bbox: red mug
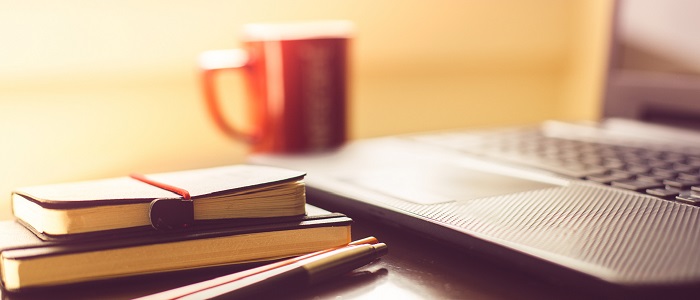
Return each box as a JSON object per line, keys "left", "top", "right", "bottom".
{"left": 199, "top": 20, "right": 353, "bottom": 154}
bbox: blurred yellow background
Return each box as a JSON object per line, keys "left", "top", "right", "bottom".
{"left": 0, "top": 0, "right": 612, "bottom": 220}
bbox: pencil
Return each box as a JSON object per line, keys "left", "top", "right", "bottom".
{"left": 136, "top": 236, "right": 379, "bottom": 300}
{"left": 180, "top": 242, "right": 388, "bottom": 299}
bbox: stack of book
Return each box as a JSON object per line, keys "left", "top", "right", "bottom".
{"left": 0, "top": 165, "right": 352, "bottom": 292}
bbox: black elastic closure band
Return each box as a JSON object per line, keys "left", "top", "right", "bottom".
{"left": 129, "top": 173, "right": 195, "bottom": 230}
{"left": 149, "top": 198, "right": 195, "bottom": 230}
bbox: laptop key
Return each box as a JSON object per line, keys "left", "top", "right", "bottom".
{"left": 625, "top": 164, "right": 651, "bottom": 174}
{"left": 663, "top": 152, "right": 687, "bottom": 163}
{"left": 636, "top": 174, "right": 672, "bottom": 182}
{"left": 663, "top": 178, "right": 700, "bottom": 189}
{"left": 691, "top": 186, "right": 700, "bottom": 197}
{"left": 514, "top": 159, "right": 607, "bottom": 178}
{"left": 672, "top": 163, "right": 699, "bottom": 173}
{"left": 651, "top": 168, "right": 678, "bottom": 178}
{"left": 646, "top": 187, "right": 682, "bottom": 200}
{"left": 647, "top": 159, "right": 671, "bottom": 169}
{"left": 611, "top": 179, "right": 664, "bottom": 192}
{"left": 586, "top": 172, "right": 631, "bottom": 184}
{"left": 602, "top": 160, "right": 625, "bottom": 169}
{"left": 677, "top": 173, "right": 700, "bottom": 181}
{"left": 676, "top": 190, "right": 700, "bottom": 206}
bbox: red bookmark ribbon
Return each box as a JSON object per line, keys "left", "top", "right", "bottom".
{"left": 129, "top": 173, "right": 191, "bottom": 200}
{"left": 130, "top": 173, "right": 194, "bottom": 230}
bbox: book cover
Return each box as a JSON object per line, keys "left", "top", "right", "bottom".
{"left": 11, "top": 164, "right": 307, "bottom": 237}
{"left": 0, "top": 204, "right": 352, "bottom": 291}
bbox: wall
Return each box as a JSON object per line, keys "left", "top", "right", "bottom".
{"left": 0, "top": 0, "right": 612, "bottom": 220}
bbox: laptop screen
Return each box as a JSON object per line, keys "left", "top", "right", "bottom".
{"left": 603, "top": 0, "right": 700, "bottom": 129}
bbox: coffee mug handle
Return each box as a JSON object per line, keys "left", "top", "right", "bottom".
{"left": 199, "top": 49, "right": 256, "bottom": 143}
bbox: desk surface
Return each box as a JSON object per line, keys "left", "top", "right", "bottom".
{"left": 284, "top": 213, "right": 590, "bottom": 300}
{"left": 1, "top": 210, "right": 603, "bottom": 300}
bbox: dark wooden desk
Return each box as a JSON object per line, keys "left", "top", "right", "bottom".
{"left": 288, "top": 213, "right": 590, "bottom": 300}
{"left": 301, "top": 210, "right": 608, "bottom": 300}
{"left": 1, "top": 212, "right": 601, "bottom": 300}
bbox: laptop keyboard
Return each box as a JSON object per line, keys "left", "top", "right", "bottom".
{"left": 414, "top": 128, "right": 700, "bottom": 206}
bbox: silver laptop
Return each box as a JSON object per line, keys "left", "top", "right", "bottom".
{"left": 252, "top": 0, "right": 700, "bottom": 291}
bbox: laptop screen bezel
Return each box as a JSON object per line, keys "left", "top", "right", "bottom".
{"left": 602, "top": 0, "right": 700, "bottom": 130}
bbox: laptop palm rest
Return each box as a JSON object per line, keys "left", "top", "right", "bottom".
{"left": 339, "top": 162, "right": 558, "bottom": 205}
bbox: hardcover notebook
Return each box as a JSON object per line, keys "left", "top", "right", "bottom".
{"left": 252, "top": 0, "right": 700, "bottom": 294}
{"left": 11, "top": 165, "right": 306, "bottom": 238}
{"left": 0, "top": 204, "right": 352, "bottom": 291}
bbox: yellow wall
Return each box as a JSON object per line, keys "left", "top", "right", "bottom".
{"left": 0, "top": 0, "right": 613, "bottom": 220}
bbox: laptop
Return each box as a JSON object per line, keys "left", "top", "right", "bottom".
{"left": 252, "top": 0, "right": 700, "bottom": 293}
